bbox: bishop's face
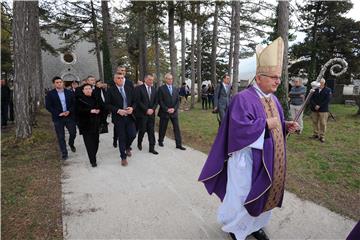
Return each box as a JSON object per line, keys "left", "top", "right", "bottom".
{"left": 256, "top": 74, "right": 281, "bottom": 94}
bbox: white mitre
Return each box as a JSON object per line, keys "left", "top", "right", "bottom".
{"left": 256, "top": 37, "right": 285, "bottom": 78}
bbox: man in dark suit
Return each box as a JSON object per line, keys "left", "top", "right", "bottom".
{"left": 106, "top": 73, "right": 137, "bottom": 166}
{"left": 157, "top": 73, "right": 186, "bottom": 150}
{"left": 45, "top": 76, "right": 77, "bottom": 160}
{"left": 310, "top": 78, "right": 332, "bottom": 143}
{"left": 214, "top": 74, "right": 232, "bottom": 123}
{"left": 136, "top": 74, "right": 158, "bottom": 155}
{"left": 112, "top": 66, "right": 134, "bottom": 148}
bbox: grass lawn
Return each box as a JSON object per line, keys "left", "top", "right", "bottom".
{"left": 1, "top": 110, "right": 63, "bottom": 239}
{"left": 175, "top": 103, "right": 360, "bottom": 220}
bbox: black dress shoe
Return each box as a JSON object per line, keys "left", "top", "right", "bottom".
{"left": 229, "top": 232, "right": 237, "bottom": 240}
{"left": 113, "top": 141, "right": 117, "bottom": 148}
{"left": 137, "top": 143, "right": 142, "bottom": 151}
{"left": 176, "top": 146, "right": 186, "bottom": 150}
{"left": 69, "top": 145, "right": 76, "bottom": 152}
{"left": 158, "top": 142, "right": 164, "bottom": 147}
{"left": 251, "top": 229, "right": 269, "bottom": 240}
{"left": 62, "top": 155, "right": 68, "bottom": 160}
{"left": 91, "top": 163, "right": 97, "bottom": 167}
{"left": 149, "top": 149, "right": 159, "bottom": 155}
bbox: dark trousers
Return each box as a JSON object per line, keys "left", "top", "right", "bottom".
{"left": 82, "top": 132, "right": 99, "bottom": 165}
{"left": 137, "top": 116, "right": 156, "bottom": 150}
{"left": 208, "top": 95, "right": 214, "bottom": 109}
{"left": 53, "top": 117, "right": 77, "bottom": 158}
{"left": 115, "top": 116, "right": 136, "bottom": 160}
{"left": 113, "top": 123, "right": 118, "bottom": 143}
{"left": 201, "top": 97, "right": 208, "bottom": 110}
{"left": 1, "top": 103, "right": 9, "bottom": 126}
{"left": 158, "top": 117, "right": 182, "bottom": 147}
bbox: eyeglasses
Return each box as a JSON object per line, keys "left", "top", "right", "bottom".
{"left": 260, "top": 74, "right": 280, "bottom": 81}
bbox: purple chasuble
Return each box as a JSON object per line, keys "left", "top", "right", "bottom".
{"left": 198, "top": 86, "right": 286, "bottom": 217}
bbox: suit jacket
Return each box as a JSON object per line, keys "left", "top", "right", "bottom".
{"left": 310, "top": 87, "right": 332, "bottom": 112}
{"left": 157, "top": 84, "right": 179, "bottom": 118}
{"left": 214, "top": 82, "right": 231, "bottom": 110}
{"left": 105, "top": 84, "right": 136, "bottom": 123}
{"left": 45, "top": 88, "right": 75, "bottom": 122}
{"left": 136, "top": 84, "right": 158, "bottom": 118}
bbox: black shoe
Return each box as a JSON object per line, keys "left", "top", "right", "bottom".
{"left": 176, "top": 145, "right": 186, "bottom": 150}
{"left": 62, "top": 155, "right": 68, "bottom": 160}
{"left": 137, "top": 143, "right": 142, "bottom": 151}
{"left": 229, "top": 232, "right": 237, "bottom": 240}
{"left": 158, "top": 142, "right": 164, "bottom": 147}
{"left": 149, "top": 149, "right": 159, "bottom": 155}
{"left": 69, "top": 145, "right": 76, "bottom": 152}
{"left": 91, "top": 163, "right": 97, "bottom": 167}
{"left": 113, "top": 141, "right": 117, "bottom": 148}
{"left": 251, "top": 229, "right": 269, "bottom": 240}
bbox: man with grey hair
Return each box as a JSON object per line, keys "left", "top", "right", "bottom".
{"left": 309, "top": 78, "right": 332, "bottom": 142}
{"left": 289, "top": 78, "right": 306, "bottom": 133}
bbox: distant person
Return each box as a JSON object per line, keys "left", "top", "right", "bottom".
{"left": 310, "top": 78, "right": 332, "bottom": 143}
{"left": 96, "top": 80, "right": 109, "bottom": 134}
{"left": 201, "top": 84, "right": 209, "bottom": 110}
{"left": 106, "top": 73, "right": 136, "bottom": 166}
{"left": 214, "top": 74, "right": 232, "bottom": 123}
{"left": 71, "top": 81, "right": 79, "bottom": 93}
{"left": 75, "top": 84, "right": 104, "bottom": 167}
{"left": 45, "top": 76, "right": 77, "bottom": 160}
{"left": 1, "top": 79, "right": 11, "bottom": 127}
{"left": 157, "top": 73, "right": 186, "bottom": 150}
{"left": 136, "top": 74, "right": 159, "bottom": 155}
{"left": 207, "top": 83, "right": 215, "bottom": 109}
{"left": 289, "top": 78, "right": 306, "bottom": 133}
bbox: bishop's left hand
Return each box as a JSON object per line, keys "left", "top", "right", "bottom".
{"left": 286, "top": 121, "right": 300, "bottom": 134}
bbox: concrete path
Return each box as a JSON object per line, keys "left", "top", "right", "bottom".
{"left": 62, "top": 124, "right": 356, "bottom": 239}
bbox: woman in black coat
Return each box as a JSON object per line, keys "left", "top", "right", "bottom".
{"left": 76, "top": 84, "right": 103, "bottom": 167}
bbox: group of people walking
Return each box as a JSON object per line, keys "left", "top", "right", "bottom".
{"left": 45, "top": 66, "right": 186, "bottom": 168}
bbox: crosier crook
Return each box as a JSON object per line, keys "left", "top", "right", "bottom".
{"left": 288, "top": 58, "right": 348, "bottom": 137}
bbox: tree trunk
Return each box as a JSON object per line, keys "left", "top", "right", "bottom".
{"left": 232, "top": 1, "right": 240, "bottom": 96}
{"left": 180, "top": 2, "right": 186, "bottom": 86}
{"left": 190, "top": 4, "right": 196, "bottom": 109}
{"left": 138, "top": 2, "right": 147, "bottom": 81}
{"left": 13, "top": 0, "right": 32, "bottom": 138}
{"left": 196, "top": 2, "right": 202, "bottom": 103}
{"left": 101, "top": 0, "right": 116, "bottom": 71}
{"left": 228, "top": 3, "right": 235, "bottom": 77}
{"left": 28, "top": 0, "right": 41, "bottom": 126}
{"left": 101, "top": 0, "right": 116, "bottom": 83}
{"left": 309, "top": 2, "right": 321, "bottom": 83}
{"left": 277, "top": 0, "right": 290, "bottom": 117}
{"left": 168, "top": 1, "right": 177, "bottom": 86}
{"left": 154, "top": 26, "right": 161, "bottom": 87}
{"left": 210, "top": 2, "right": 219, "bottom": 85}
{"left": 90, "top": 0, "right": 103, "bottom": 81}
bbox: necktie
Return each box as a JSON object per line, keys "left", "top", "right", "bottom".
{"left": 120, "top": 87, "right": 127, "bottom": 109}
{"left": 169, "top": 86, "right": 172, "bottom": 95}
{"left": 147, "top": 86, "right": 151, "bottom": 99}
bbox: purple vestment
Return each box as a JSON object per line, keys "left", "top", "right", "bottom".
{"left": 198, "top": 86, "right": 286, "bottom": 217}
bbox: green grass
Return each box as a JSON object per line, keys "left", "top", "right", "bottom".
{"left": 1, "top": 109, "right": 63, "bottom": 239}
{"left": 177, "top": 103, "right": 360, "bottom": 220}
